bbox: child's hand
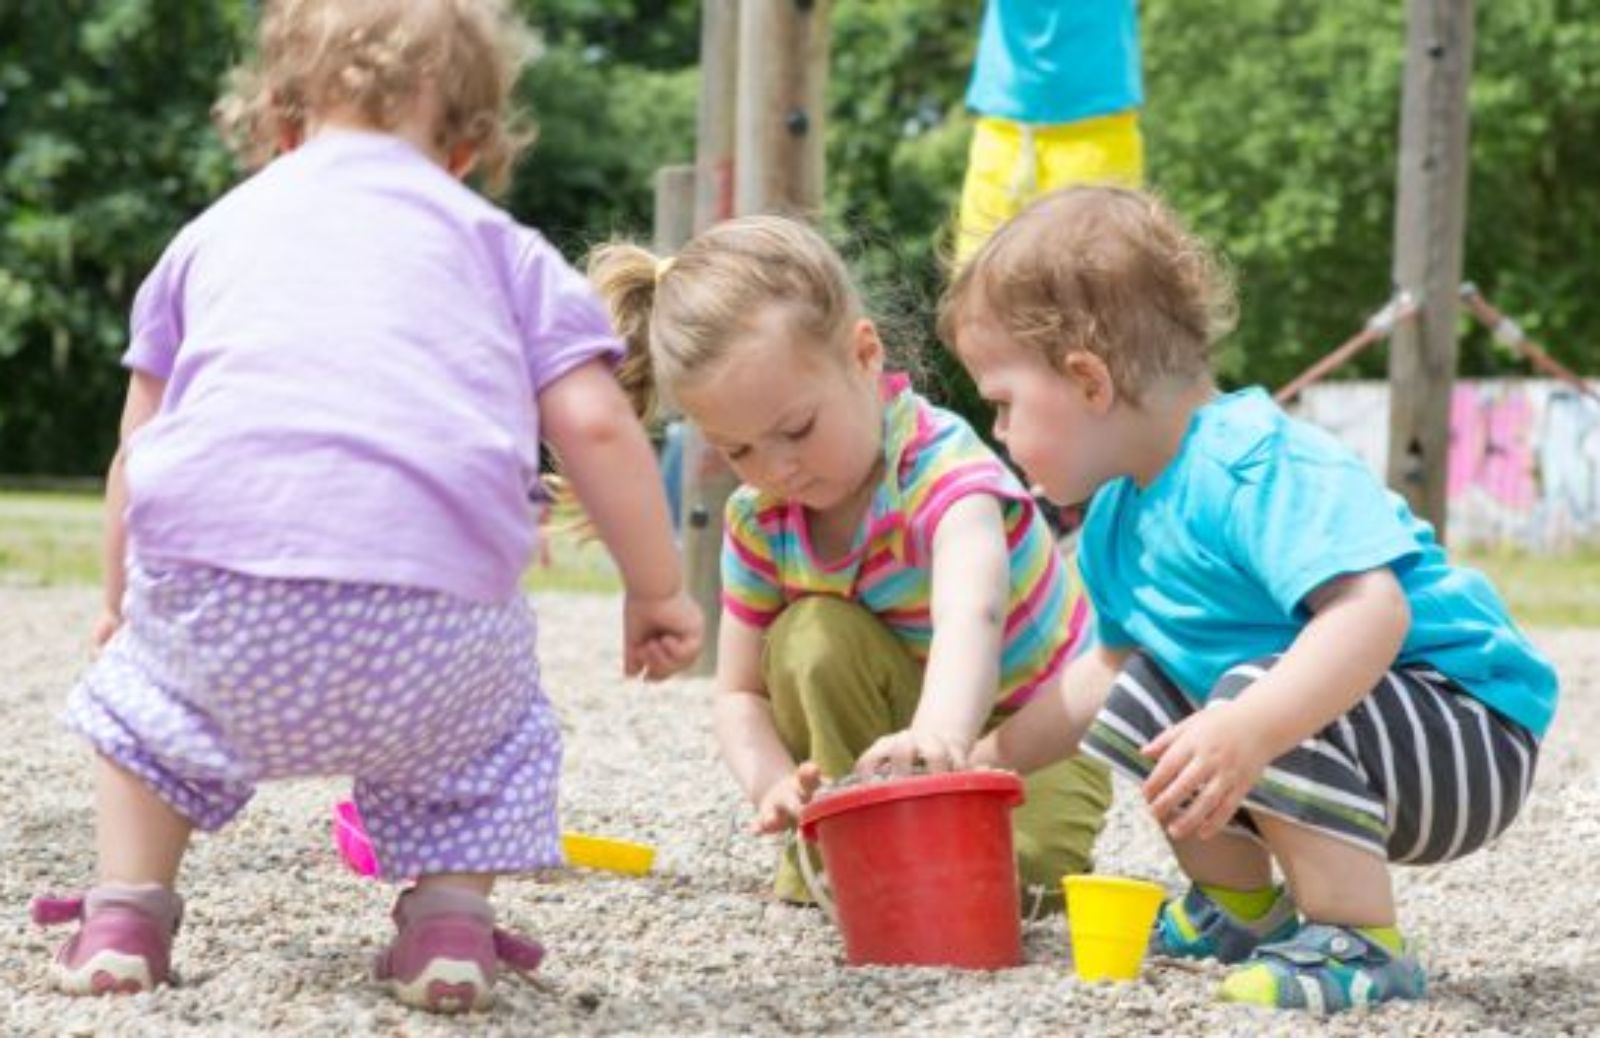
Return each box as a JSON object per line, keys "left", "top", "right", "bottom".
{"left": 967, "top": 731, "right": 1007, "bottom": 771}
{"left": 854, "top": 726, "right": 971, "bottom": 777}
{"left": 1141, "top": 700, "right": 1268, "bottom": 841}
{"left": 752, "top": 762, "right": 823, "bottom": 834}
{"left": 91, "top": 610, "right": 122, "bottom": 653}
{"left": 623, "top": 590, "right": 704, "bottom": 680}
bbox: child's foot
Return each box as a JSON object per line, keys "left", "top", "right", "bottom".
{"left": 32, "top": 885, "right": 183, "bottom": 995}
{"left": 1151, "top": 884, "right": 1298, "bottom": 963}
{"left": 1219, "top": 922, "right": 1426, "bottom": 1013}
{"left": 374, "top": 886, "right": 545, "bottom": 1013}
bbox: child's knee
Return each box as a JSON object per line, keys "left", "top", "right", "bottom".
{"left": 764, "top": 597, "right": 909, "bottom": 707}
{"left": 767, "top": 596, "right": 863, "bottom": 660}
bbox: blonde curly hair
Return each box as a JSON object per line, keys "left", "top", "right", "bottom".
{"left": 214, "top": 0, "right": 537, "bottom": 193}
{"left": 940, "top": 186, "right": 1237, "bottom": 404}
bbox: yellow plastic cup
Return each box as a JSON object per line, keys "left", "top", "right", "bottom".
{"left": 1062, "top": 875, "right": 1165, "bottom": 982}
{"left": 561, "top": 832, "right": 656, "bottom": 875}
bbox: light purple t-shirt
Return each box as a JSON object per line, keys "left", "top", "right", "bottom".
{"left": 122, "top": 130, "right": 623, "bottom": 603}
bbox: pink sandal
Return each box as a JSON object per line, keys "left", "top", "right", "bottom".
{"left": 374, "top": 886, "right": 545, "bottom": 1013}
{"left": 33, "top": 886, "right": 183, "bottom": 995}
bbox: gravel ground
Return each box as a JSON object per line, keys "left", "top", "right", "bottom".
{"left": 2, "top": 587, "right": 1596, "bottom": 1036}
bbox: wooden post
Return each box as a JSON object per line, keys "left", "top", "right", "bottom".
{"left": 1386, "top": 0, "right": 1474, "bottom": 540}
{"left": 676, "top": 0, "right": 831, "bottom": 674}
{"left": 735, "top": 0, "right": 831, "bottom": 216}
{"left": 677, "top": 0, "right": 750, "bottom": 675}
{"left": 651, "top": 166, "right": 721, "bottom": 670}
{"left": 694, "top": 0, "right": 739, "bottom": 233}
{"left": 678, "top": 432, "right": 743, "bottom": 676}
{"left": 653, "top": 165, "right": 696, "bottom": 256}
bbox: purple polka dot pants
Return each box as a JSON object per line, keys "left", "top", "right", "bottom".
{"left": 66, "top": 561, "right": 563, "bottom": 879}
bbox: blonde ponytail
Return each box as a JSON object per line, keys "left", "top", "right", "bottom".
{"left": 586, "top": 241, "right": 665, "bottom": 424}
{"left": 536, "top": 241, "right": 671, "bottom": 541}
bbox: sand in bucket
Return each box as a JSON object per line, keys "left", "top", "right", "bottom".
{"left": 1062, "top": 875, "right": 1165, "bottom": 981}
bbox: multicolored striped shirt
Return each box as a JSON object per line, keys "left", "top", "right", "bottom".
{"left": 720, "top": 375, "right": 1091, "bottom": 707}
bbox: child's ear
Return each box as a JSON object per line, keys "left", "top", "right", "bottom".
{"left": 446, "top": 142, "right": 479, "bottom": 180}
{"left": 851, "top": 318, "right": 885, "bottom": 377}
{"left": 276, "top": 121, "right": 304, "bottom": 155}
{"left": 1063, "top": 350, "right": 1117, "bottom": 415}
{"left": 270, "top": 93, "right": 305, "bottom": 155}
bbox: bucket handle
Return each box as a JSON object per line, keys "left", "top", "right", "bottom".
{"left": 789, "top": 830, "right": 839, "bottom": 927}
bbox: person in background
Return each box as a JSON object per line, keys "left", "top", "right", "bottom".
{"left": 954, "top": 0, "right": 1146, "bottom": 263}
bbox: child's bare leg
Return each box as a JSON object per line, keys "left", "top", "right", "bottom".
{"left": 1168, "top": 829, "right": 1273, "bottom": 891}
{"left": 1253, "top": 814, "right": 1395, "bottom": 927}
{"left": 38, "top": 755, "right": 190, "bottom": 995}
{"left": 95, "top": 754, "right": 191, "bottom": 887}
{"left": 412, "top": 873, "right": 494, "bottom": 897}
{"left": 1152, "top": 827, "right": 1294, "bottom": 964}
{"left": 1216, "top": 814, "right": 1420, "bottom": 1011}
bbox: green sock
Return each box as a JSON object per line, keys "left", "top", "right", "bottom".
{"left": 1198, "top": 883, "right": 1278, "bottom": 922}
{"left": 1355, "top": 924, "right": 1404, "bottom": 955}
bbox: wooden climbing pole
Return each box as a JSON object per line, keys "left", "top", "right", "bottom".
{"left": 678, "top": 0, "right": 832, "bottom": 674}
{"left": 734, "top": 0, "right": 831, "bottom": 218}
{"left": 1386, "top": 0, "right": 1474, "bottom": 540}
{"left": 678, "top": 0, "right": 742, "bottom": 677}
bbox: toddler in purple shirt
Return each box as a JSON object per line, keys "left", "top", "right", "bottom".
{"left": 31, "top": 0, "right": 702, "bottom": 1014}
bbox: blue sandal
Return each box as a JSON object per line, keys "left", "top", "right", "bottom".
{"left": 1151, "top": 884, "right": 1299, "bottom": 964}
{"left": 1219, "top": 923, "right": 1426, "bottom": 1013}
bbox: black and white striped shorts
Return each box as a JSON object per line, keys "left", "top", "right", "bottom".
{"left": 1082, "top": 653, "right": 1540, "bottom": 864}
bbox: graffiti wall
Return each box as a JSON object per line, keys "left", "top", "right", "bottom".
{"left": 1292, "top": 380, "right": 1600, "bottom": 551}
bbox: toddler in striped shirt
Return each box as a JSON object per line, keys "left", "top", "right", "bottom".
{"left": 589, "top": 215, "right": 1111, "bottom": 910}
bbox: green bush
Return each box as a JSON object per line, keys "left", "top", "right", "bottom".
{"left": 4, "top": 0, "right": 1598, "bottom": 473}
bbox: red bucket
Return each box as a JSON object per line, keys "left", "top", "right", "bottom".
{"left": 798, "top": 771, "right": 1025, "bottom": 970}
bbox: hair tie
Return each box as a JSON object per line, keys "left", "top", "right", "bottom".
{"left": 655, "top": 256, "right": 675, "bottom": 284}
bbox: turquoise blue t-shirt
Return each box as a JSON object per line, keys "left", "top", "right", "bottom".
{"left": 965, "top": 0, "right": 1144, "bottom": 124}
{"left": 1077, "top": 388, "right": 1558, "bottom": 738}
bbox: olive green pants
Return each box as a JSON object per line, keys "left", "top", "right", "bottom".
{"left": 766, "top": 596, "right": 1112, "bottom": 912}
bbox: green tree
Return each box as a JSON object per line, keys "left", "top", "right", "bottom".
{"left": 0, "top": 0, "right": 698, "bottom": 475}
{"left": 825, "top": 0, "right": 979, "bottom": 409}
{"left": 511, "top": 42, "right": 697, "bottom": 257}
{"left": 825, "top": 0, "right": 1600, "bottom": 412}
{"left": 0, "top": 0, "right": 246, "bottom": 474}
{"left": 4, "top": 0, "right": 1599, "bottom": 475}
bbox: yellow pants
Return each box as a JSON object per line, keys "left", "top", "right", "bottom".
{"left": 764, "top": 596, "right": 1112, "bottom": 913}
{"left": 955, "top": 110, "right": 1146, "bottom": 263}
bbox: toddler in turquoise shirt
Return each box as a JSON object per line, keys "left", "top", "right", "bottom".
{"left": 942, "top": 185, "right": 1557, "bottom": 1014}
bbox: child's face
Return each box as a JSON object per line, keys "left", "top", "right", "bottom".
{"left": 675, "top": 316, "right": 884, "bottom": 514}
{"left": 955, "top": 306, "right": 1114, "bottom": 507}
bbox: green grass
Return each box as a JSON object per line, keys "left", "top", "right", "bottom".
{"left": 4, "top": 491, "right": 1596, "bottom": 624}
{"left": 1456, "top": 549, "right": 1600, "bottom": 629}
{"left": 0, "top": 489, "right": 621, "bottom": 594}
{"left": 0, "top": 491, "right": 105, "bottom": 587}
{"left": 524, "top": 525, "right": 623, "bottom": 594}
